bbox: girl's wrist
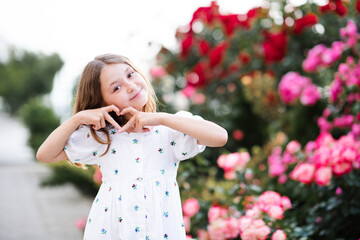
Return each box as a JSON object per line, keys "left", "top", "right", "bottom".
{"left": 157, "top": 112, "right": 171, "bottom": 126}
{"left": 71, "top": 112, "right": 83, "bottom": 128}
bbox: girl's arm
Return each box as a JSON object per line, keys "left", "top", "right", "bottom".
{"left": 158, "top": 112, "right": 228, "bottom": 147}
{"left": 36, "top": 105, "right": 121, "bottom": 163}
{"left": 119, "top": 108, "right": 228, "bottom": 147}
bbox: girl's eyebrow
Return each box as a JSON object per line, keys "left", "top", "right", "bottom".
{"left": 108, "top": 66, "right": 132, "bottom": 89}
{"left": 109, "top": 80, "right": 120, "bottom": 90}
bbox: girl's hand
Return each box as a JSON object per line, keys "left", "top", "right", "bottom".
{"left": 75, "top": 105, "right": 122, "bottom": 131}
{"left": 119, "top": 107, "right": 161, "bottom": 133}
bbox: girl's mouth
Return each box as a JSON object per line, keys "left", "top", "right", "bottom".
{"left": 130, "top": 88, "right": 142, "bottom": 100}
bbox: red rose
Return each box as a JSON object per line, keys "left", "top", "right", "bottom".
{"left": 247, "top": 8, "right": 258, "bottom": 18}
{"left": 190, "top": 1, "right": 219, "bottom": 27}
{"left": 319, "top": 0, "right": 347, "bottom": 16}
{"left": 198, "top": 40, "right": 210, "bottom": 55}
{"left": 293, "top": 13, "right": 318, "bottom": 34}
{"left": 263, "top": 31, "right": 288, "bottom": 63}
{"left": 335, "top": 0, "right": 347, "bottom": 16}
{"left": 187, "top": 62, "right": 207, "bottom": 87}
{"left": 238, "top": 52, "right": 251, "bottom": 65}
{"left": 357, "top": 0, "right": 360, "bottom": 13}
{"left": 209, "top": 42, "right": 228, "bottom": 67}
{"left": 180, "top": 35, "right": 194, "bottom": 58}
{"left": 219, "top": 14, "right": 240, "bottom": 35}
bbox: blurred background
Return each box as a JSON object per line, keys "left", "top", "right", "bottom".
{"left": 1, "top": 0, "right": 360, "bottom": 239}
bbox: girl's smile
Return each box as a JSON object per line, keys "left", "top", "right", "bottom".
{"left": 130, "top": 88, "right": 142, "bottom": 100}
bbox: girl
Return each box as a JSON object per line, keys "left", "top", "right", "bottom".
{"left": 37, "top": 54, "right": 227, "bottom": 240}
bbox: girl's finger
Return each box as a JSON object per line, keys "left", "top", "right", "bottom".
{"left": 118, "top": 117, "right": 135, "bottom": 133}
{"left": 100, "top": 116, "right": 106, "bottom": 129}
{"left": 93, "top": 121, "right": 101, "bottom": 130}
{"left": 120, "top": 107, "right": 137, "bottom": 116}
{"left": 104, "top": 113, "right": 122, "bottom": 131}
{"left": 105, "top": 105, "right": 120, "bottom": 116}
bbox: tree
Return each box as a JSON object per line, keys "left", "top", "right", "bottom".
{"left": 0, "top": 48, "right": 63, "bottom": 114}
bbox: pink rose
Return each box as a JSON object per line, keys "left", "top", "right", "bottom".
{"left": 305, "top": 141, "right": 317, "bottom": 155}
{"left": 280, "top": 196, "right": 292, "bottom": 210}
{"left": 285, "top": 140, "right": 301, "bottom": 154}
{"left": 332, "top": 161, "right": 352, "bottom": 176}
{"left": 223, "top": 217, "right": 240, "bottom": 239}
{"left": 313, "top": 146, "right": 332, "bottom": 168}
{"left": 183, "top": 198, "right": 200, "bottom": 218}
{"left": 315, "top": 132, "right": 335, "bottom": 147}
{"left": 290, "top": 163, "right": 315, "bottom": 184}
{"left": 245, "top": 206, "right": 261, "bottom": 219}
{"left": 208, "top": 205, "right": 228, "bottom": 224}
{"left": 272, "top": 229, "right": 287, "bottom": 240}
{"left": 217, "top": 152, "right": 250, "bottom": 173}
{"left": 282, "top": 152, "right": 298, "bottom": 164}
{"left": 300, "top": 84, "right": 321, "bottom": 106}
{"left": 351, "top": 123, "right": 360, "bottom": 137}
{"left": 314, "top": 167, "right": 332, "bottom": 186}
{"left": 149, "top": 65, "right": 166, "bottom": 78}
{"left": 336, "top": 187, "right": 342, "bottom": 195}
{"left": 278, "top": 174, "right": 288, "bottom": 184}
{"left": 241, "top": 229, "right": 257, "bottom": 240}
{"left": 224, "top": 170, "right": 236, "bottom": 180}
{"left": 217, "top": 153, "right": 237, "bottom": 172}
{"left": 183, "top": 216, "right": 191, "bottom": 233}
{"left": 269, "top": 161, "right": 286, "bottom": 177}
{"left": 191, "top": 93, "right": 206, "bottom": 105}
{"left": 317, "top": 117, "right": 333, "bottom": 133}
{"left": 255, "top": 225, "right": 271, "bottom": 240}
{"left": 197, "top": 229, "right": 209, "bottom": 240}
{"left": 321, "top": 42, "right": 343, "bottom": 66}
{"left": 233, "top": 129, "right": 244, "bottom": 140}
{"left": 329, "top": 77, "right": 343, "bottom": 102}
{"left": 303, "top": 44, "right": 326, "bottom": 72}
{"left": 303, "top": 56, "right": 321, "bottom": 72}
{"left": 256, "top": 191, "right": 282, "bottom": 212}
{"left": 268, "top": 205, "right": 284, "bottom": 220}
{"left": 75, "top": 218, "right": 86, "bottom": 230}
{"left": 182, "top": 85, "right": 196, "bottom": 98}
{"left": 207, "top": 219, "right": 226, "bottom": 240}
{"left": 278, "top": 72, "right": 310, "bottom": 104}
{"left": 238, "top": 216, "right": 253, "bottom": 232}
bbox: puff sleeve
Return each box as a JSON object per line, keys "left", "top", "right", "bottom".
{"left": 64, "top": 125, "right": 108, "bottom": 165}
{"left": 168, "top": 111, "right": 206, "bottom": 161}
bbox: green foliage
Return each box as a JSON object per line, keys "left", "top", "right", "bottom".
{"left": 41, "top": 161, "right": 99, "bottom": 197}
{"left": 0, "top": 48, "right": 63, "bottom": 114}
{"left": 20, "top": 98, "right": 60, "bottom": 155}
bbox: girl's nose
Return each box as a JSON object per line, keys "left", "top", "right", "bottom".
{"left": 126, "top": 82, "right": 136, "bottom": 93}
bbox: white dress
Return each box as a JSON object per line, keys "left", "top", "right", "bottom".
{"left": 64, "top": 111, "right": 205, "bottom": 240}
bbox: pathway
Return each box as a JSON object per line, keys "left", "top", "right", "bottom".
{"left": 0, "top": 112, "right": 92, "bottom": 240}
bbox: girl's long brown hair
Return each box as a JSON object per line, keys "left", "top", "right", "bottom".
{"left": 71, "top": 54, "right": 157, "bottom": 166}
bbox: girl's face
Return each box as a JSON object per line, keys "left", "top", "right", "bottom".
{"left": 100, "top": 63, "right": 148, "bottom": 113}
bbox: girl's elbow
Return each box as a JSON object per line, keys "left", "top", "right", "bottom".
{"left": 215, "top": 129, "right": 228, "bottom": 147}
{"left": 36, "top": 148, "right": 50, "bottom": 163}
{"left": 36, "top": 150, "right": 46, "bottom": 163}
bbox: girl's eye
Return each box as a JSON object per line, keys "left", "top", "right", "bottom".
{"left": 128, "top": 72, "right": 134, "bottom": 78}
{"left": 113, "top": 86, "right": 120, "bottom": 92}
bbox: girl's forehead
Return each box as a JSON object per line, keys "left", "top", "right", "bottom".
{"left": 101, "top": 63, "right": 132, "bottom": 81}
{"left": 103, "top": 63, "right": 131, "bottom": 73}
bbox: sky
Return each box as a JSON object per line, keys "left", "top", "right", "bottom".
{"left": 0, "top": 0, "right": 306, "bottom": 118}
